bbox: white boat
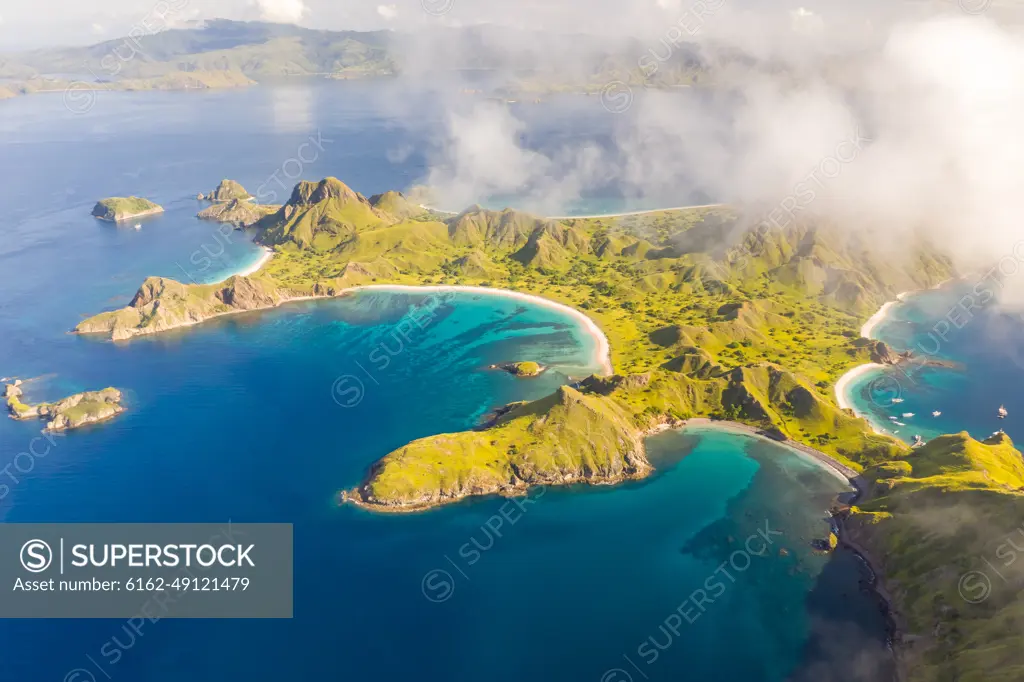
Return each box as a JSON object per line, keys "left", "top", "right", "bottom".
{"left": 902, "top": 412, "right": 915, "bottom": 418}
{"left": 892, "top": 398, "right": 904, "bottom": 403}
{"left": 999, "top": 405, "right": 1008, "bottom": 419}
{"left": 932, "top": 411, "right": 941, "bottom": 417}
{"left": 888, "top": 416, "right": 898, "bottom": 421}
{"left": 134, "top": 223, "right": 142, "bottom": 230}
{"left": 894, "top": 421, "right": 906, "bottom": 427}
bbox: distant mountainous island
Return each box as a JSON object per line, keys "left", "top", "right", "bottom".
{"left": 0, "top": 19, "right": 707, "bottom": 103}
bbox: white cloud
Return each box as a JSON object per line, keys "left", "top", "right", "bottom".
{"left": 254, "top": 0, "right": 307, "bottom": 23}
{"left": 377, "top": 4, "right": 397, "bottom": 20}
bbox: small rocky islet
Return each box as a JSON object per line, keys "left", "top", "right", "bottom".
{"left": 197, "top": 180, "right": 278, "bottom": 228}
{"left": 491, "top": 361, "right": 545, "bottom": 377}
{"left": 5, "top": 381, "right": 125, "bottom": 431}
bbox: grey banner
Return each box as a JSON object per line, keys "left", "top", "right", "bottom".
{"left": 1, "top": 523, "right": 292, "bottom": 618}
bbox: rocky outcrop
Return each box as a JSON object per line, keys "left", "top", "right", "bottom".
{"left": 6, "top": 385, "right": 124, "bottom": 431}
{"left": 198, "top": 179, "right": 252, "bottom": 202}
{"left": 197, "top": 199, "right": 277, "bottom": 227}
{"left": 868, "top": 340, "right": 912, "bottom": 365}
{"left": 76, "top": 275, "right": 298, "bottom": 341}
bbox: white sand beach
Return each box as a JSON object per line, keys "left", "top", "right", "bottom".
{"left": 860, "top": 301, "right": 895, "bottom": 338}
{"left": 835, "top": 291, "right": 910, "bottom": 430}
{"left": 834, "top": 362, "right": 885, "bottom": 411}
{"left": 233, "top": 246, "right": 274, "bottom": 278}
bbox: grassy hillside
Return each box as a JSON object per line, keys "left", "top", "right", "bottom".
{"left": 847, "top": 432, "right": 1024, "bottom": 682}
{"left": 76, "top": 174, "right": 1024, "bottom": 679}
{"left": 4, "top": 20, "right": 395, "bottom": 81}
{"left": 80, "top": 175, "right": 952, "bottom": 473}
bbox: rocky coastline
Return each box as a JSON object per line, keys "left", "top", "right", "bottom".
{"left": 5, "top": 382, "right": 125, "bottom": 431}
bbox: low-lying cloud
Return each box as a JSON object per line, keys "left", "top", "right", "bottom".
{"left": 416, "top": 9, "right": 1024, "bottom": 300}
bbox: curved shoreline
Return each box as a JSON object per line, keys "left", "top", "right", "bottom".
{"left": 351, "top": 284, "right": 613, "bottom": 376}
{"left": 834, "top": 362, "right": 884, "bottom": 412}
{"left": 82, "top": 271, "right": 614, "bottom": 376}
{"left": 834, "top": 291, "right": 910, "bottom": 415}
{"left": 680, "top": 418, "right": 859, "bottom": 487}
{"left": 211, "top": 246, "right": 274, "bottom": 284}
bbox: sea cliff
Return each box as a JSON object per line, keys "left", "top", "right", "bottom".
{"left": 75, "top": 274, "right": 301, "bottom": 341}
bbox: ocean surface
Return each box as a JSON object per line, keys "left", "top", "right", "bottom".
{"left": 0, "top": 80, "right": 889, "bottom": 682}
{"left": 844, "top": 280, "right": 1023, "bottom": 445}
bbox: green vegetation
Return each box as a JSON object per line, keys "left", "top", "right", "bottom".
{"left": 80, "top": 174, "right": 953, "bottom": 481}
{"left": 76, "top": 173, "right": 1024, "bottom": 678}
{"left": 846, "top": 432, "right": 1024, "bottom": 682}
{"left": 5, "top": 383, "right": 124, "bottom": 431}
{"left": 91, "top": 197, "right": 163, "bottom": 222}
{"left": 352, "top": 385, "right": 649, "bottom": 510}
{"left": 76, "top": 275, "right": 288, "bottom": 340}
{"left": 3, "top": 20, "right": 395, "bottom": 83}
{"left": 507, "top": 361, "right": 543, "bottom": 377}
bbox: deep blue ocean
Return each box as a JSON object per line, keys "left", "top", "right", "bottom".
{"left": 845, "top": 280, "right": 1023, "bottom": 445}
{"left": 0, "top": 80, "right": 891, "bottom": 682}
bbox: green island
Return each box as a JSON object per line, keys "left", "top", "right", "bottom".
{"left": 74, "top": 176, "right": 1024, "bottom": 680}
{"left": 5, "top": 382, "right": 124, "bottom": 431}
{"left": 91, "top": 197, "right": 164, "bottom": 222}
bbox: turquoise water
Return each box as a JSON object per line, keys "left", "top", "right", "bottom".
{"left": 845, "top": 281, "right": 1021, "bottom": 444}
{"left": 0, "top": 81, "right": 887, "bottom": 682}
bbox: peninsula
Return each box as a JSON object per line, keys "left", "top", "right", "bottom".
{"left": 5, "top": 382, "right": 125, "bottom": 431}
{"left": 92, "top": 197, "right": 163, "bottom": 222}
{"left": 75, "top": 175, "right": 1024, "bottom": 680}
